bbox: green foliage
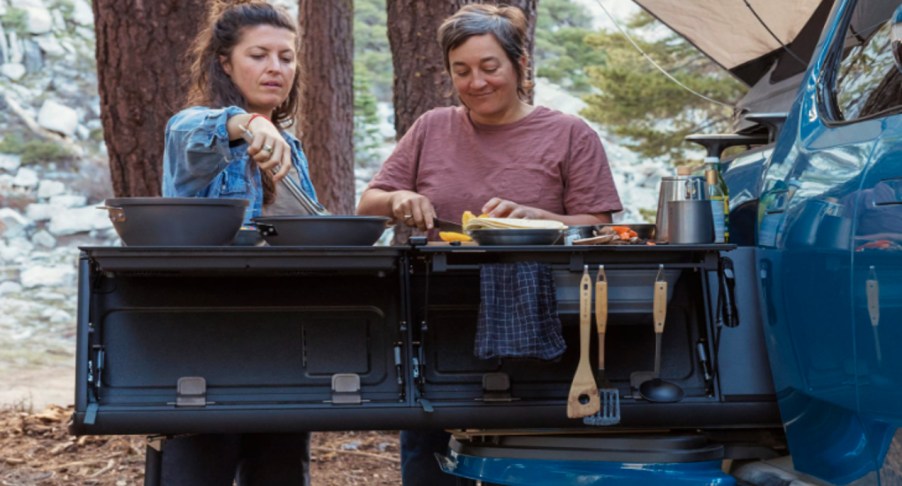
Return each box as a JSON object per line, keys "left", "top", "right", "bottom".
{"left": 21, "top": 139, "right": 76, "bottom": 165}
{"left": 0, "top": 134, "right": 26, "bottom": 154}
{"left": 1, "top": 7, "right": 28, "bottom": 34}
{"left": 354, "top": 61, "right": 383, "bottom": 166}
{"left": 580, "top": 12, "right": 747, "bottom": 160}
{"left": 51, "top": 0, "right": 75, "bottom": 19}
{"left": 353, "top": 0, "right": 392, "bottom": 166}
{"left": 354, "top": 0, "right": 392, "bottom": 102}
{"left": 534, "top": 0, "right": 604, "bottom": 93}
{"left": 638, "top": 207, "right": 656, "bottom": 224}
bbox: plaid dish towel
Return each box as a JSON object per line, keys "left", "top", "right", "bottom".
{"left": 475, "top": 262, "right": 566, "bottom": 360}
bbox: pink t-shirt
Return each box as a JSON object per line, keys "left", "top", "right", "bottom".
{"left": 367, "top": 106, "right": 622, "bottom": 221}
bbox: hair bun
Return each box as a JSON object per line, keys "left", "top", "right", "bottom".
{"left": 208, "top": 0, "right": 262, "bottom": 20}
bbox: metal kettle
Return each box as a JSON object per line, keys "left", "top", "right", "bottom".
{"left": 655, "top": 170, "right": 706, "bottom": 244}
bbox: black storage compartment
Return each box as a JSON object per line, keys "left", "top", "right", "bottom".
{"left": 71, "top": 244, "right": 780, "bottom": 435}
{"left": 72, "top": 247, "right": 410, "bottom": 434}
{"left": 405, "top": 245, "right": 778, "bottom": 429}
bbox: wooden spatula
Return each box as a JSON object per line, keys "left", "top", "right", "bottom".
{"left": 568, "top": 265, "right": 601, "bottom": 418}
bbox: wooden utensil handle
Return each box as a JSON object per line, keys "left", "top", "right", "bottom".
{"left": 580, "top": 272, "right": 592, "bottom": 363}
{"left": 653, "top": 281, "right": 667, "bottom": 334}
{"left": 595, "top": 281, "right": 608, "bottom": 369}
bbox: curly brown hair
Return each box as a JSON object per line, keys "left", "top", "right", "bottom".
{"left": 185, "top": 0, "right": 300, "bottom": 126}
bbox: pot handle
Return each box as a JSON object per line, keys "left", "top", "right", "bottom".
{"left": 256, "top": 222, "right": 278, "bottom": 237}
{"left": 96, "top": 205, "right": 126, "bottom": 223}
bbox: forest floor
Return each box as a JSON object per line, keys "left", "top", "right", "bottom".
{"left": 0, "top": 404, "right": 401, "bottom": 485}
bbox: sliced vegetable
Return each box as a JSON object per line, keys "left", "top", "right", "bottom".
{"left": 439, "top": 231, "right": 473, "bottom": 243}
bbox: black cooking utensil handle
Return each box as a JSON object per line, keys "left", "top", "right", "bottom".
{"left": 256, "top": 222, "right": 278, "bottom": 237}
{"left": 719, "top": 257, "right": 739, "bottom": 327}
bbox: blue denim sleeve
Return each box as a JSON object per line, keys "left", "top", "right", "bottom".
{"left": 162, "top": 106, "right": 248, "bottom": 197}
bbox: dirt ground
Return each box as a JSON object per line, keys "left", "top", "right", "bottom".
{"left": 0, "top": 405, "right": 401, "bottom": 485}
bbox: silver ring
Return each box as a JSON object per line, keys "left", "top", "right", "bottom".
{"left": 262, "top": 144, "right": 273, "bottom": 153}
{"left": 403, "top": 214, "right": 413, "bottom": 220}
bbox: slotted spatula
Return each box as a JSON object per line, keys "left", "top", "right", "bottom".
{"left": 567, "top": 265, "right": 601, "bottom": 418}
{"left": 584, "top": 265, "right": 620, "bottom": 426}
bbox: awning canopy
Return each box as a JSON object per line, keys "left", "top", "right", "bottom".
{"left": 633, "top": 0, "right": 834, "bottom": 86}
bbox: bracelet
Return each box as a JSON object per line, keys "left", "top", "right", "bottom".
{"left": 247, "top": 113, "right": 270, "bottom": 130}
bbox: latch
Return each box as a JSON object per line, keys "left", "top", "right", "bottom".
{"left": 175, "top": 377, "right": 208, "bottom": 407}
{"left": 479, "top": 372, "right": 514, "bottom": 402}
{"left": 331, "top": 373, "right": 363, "bottom": 405}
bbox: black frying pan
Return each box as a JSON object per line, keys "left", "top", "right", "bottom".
{"left": 253, "top": 215, "right": 391, "bottom": 246}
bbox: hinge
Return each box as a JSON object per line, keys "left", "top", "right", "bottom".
{"left": 330, "top": 373, "right": 363, "bottom": 405}
{"left": 479, "top": 372, "right": 515, "bottom": 402}
{"left": 175, "top": 376, "right": 208, "bottom": 407}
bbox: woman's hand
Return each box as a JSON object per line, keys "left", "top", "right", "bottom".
{"left": 482, "top": 197, "right": 546, "bottom": 219}
{"left": 390, "top": 190, "right": 437, "bottom": 231}
{"left": 245, "top": 116, "right": 291, "bottom": 182}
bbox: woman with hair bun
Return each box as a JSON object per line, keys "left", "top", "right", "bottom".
{"left": 359, "top": 4, "right": 621, "bottom": 485}
{"left": 159, "top": 1, "right": 313, "bottom": 484}
{"left": 359, "top": 4, "right": 621, "bottom": 233}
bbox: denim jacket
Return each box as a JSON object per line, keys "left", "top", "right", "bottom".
{"left": 161, "top": 106, "right": 318, "bottom": 223}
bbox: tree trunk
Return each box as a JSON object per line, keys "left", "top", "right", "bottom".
{"left": 298, "top": 0, "right": 356, "bottom": 214}
{"left": 387, "top": 0, "right": 538, "bottom": 139}
{"left": 93, "top": 0, "right": 207, "bottom": 197}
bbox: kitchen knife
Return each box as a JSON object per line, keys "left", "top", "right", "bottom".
{"left": 433, "top": 217, "right": 463, "bottom": 232}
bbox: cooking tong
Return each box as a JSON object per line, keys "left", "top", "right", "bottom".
{"left": 238, "top": 124, "right": 330, "bottom": 216}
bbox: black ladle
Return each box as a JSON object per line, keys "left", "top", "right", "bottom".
{"left": 638, "top": 266, "right": 685, "bottom": 403}
{"left": 639, "top": 378, "right": 685, "bottom": 403}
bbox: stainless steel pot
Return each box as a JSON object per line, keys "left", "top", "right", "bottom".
{"left": 666, "top": 200, "right": 714, "bottom": 244}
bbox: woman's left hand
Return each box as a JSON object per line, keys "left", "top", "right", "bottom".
{"left": 482, "top": 197, "right": 546, "bottom": 219}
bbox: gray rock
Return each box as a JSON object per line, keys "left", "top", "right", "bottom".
{"left": 33, "top": 34, "right": 65, "bottom": 57}
{"left": 44, "top": 308, "right": 71, "bottom": 324}
{"left": 0, "top": 281, "right": 23, "bottom": 296}
{"left": 51, "top": 8, "right": 65, "bottom": 31}
{"left": 0, "top": 154, "right": 21, "bottom": 173}
{"left": 49, "top": 194, "right": 86, "bottom": 208}
{"left": 31, "top": 229, "right": 56, "bottom": 248}
{"left": 0, "top": 208, "right": 29, "bottom": 239}
{"left": 72, "top": 0, "right": 94, "bottom": 26}
{"left": 48, "top": 205, "right": 111, "bottom": 236}
{"left": 22, "top": 39, "right": 42, "bottom": 72}
{"left": 0, "top": 174, "right": 13, "bottom": 190}
{"left": 21, "top": 264, "right": 74, "bottom": 288}
{"left": 0, "top": 237, "right": 33, "bottom": 262}
{"left": 1, "top": 63, "right": 26, "bottom": 81}
{"left": 0, "top": 23, "right": 8, "bottom": 64}
{"left": 23, "top": 4, "right": 53, "bottom": 35}
{"left": 12, "top": 167, "right": 39, "bottom": 189}
{"left": 25, "top": 203, "right": 54, "bottom": 221}
{"left": 8, "top": 31, "right": 22, "bottom": 63}
{"left": 37, "top": 179, "right": 65, "bottom": 199}
{"left": 37, "top": 100, "right": 78, "bottom": 137}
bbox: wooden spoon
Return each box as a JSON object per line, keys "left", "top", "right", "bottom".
{"left": 567, "top": 265, "right": 601, "bottom": 418}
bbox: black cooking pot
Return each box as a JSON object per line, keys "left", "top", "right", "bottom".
{"left": 99, "top": 197, "right": 248, "bottom": 246}
{"left": 253, "top": 216, "right": 391, "bottom": 246}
